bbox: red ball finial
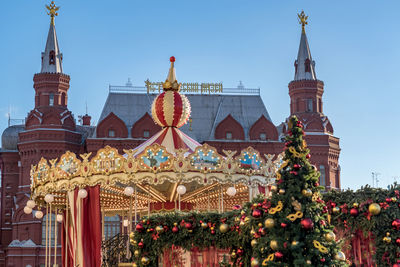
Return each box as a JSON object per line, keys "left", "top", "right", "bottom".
{"left": 170, "top": 56, "right": 175, "bottom": 62}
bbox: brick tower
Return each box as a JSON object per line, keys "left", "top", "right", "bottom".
{"left": 287, "top": 11, "right": 341, "bottom": 189}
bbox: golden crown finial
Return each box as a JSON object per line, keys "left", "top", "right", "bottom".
{"left": 46, "top": 1, "right": 60, "bottom": 25}
{"left": 297, "top": 10, "right": 308, "bottom": 33}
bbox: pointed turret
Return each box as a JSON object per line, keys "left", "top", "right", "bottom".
{"left": 162, "top": 56, "right": 181, "bottom": 91}
{"left": 41, "top": 1, "right": 63, "bottom": 73}
{"left": 294, "top": 11, "right": 316, "bottom": 81}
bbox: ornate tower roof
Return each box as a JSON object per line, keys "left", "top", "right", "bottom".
{"left": 41, "top": 1, "right": 63, "bottom": 73}
{"left": 294, "top": 11, "right": 316, "bottom": 81}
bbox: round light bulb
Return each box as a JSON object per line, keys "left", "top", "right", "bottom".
{"left": 124, "top": 186, "right": 134, "bottom": 196}
{"left": 26, "top": 200, "right": 36, "bottom": 209}
{"left": 226, "top": 186, "right": 237, "bottom": 197}
{"left": 44, "top": 194, "right": 54, "bottom": 203}
{"left": 56, "top": 214, "right": 63, "bottom": 223}
{"left": 24, "top": 206, "right": 32, "bottom": 214}
{"left": 123, "top": 219, "right": 129, "bottom": 227}
{"left": 78, "top": 189, "right": 88, "bottom": 199}
{"left": 35, "top": 210, "right": 44, "bottom": 219}
{"left": 177, "top": 185, "right": 187, "bottom": 195}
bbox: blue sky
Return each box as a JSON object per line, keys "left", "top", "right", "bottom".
{"left": 1, "top": 1, "right": 399, "bottom": 189}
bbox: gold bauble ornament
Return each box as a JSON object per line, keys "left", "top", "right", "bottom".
{"left": 332, "top": 207, "right": 340, "bottom": 214}
{"left": 291, "top": 240, "right": 299, "bottom": 247}
{"left": 241, "top": 210, "right": 246, "bottom": 215}
{"left": 258, "top": 223, "right": 263, "bottom": 228}
{"left": 383, "top": 236, "right": 391, "bottom": 243}
{"left": 251, "top": 258, "right": 260, "bottom": 267}
{"left": 244, "top": 217, "right": 250, "bottom": 224}
{"left": 325, "top": 232, "right": 336, "bottom": 242}
{"left": 219, "top": 223, "right": 229, "bottom": 233}
{"left": 201, "top": 222, "right": 208, "bottom": 229}
{"left": 231, "top": 251, "right": 237, "bottom": 259}
{"left": 353, "top": 203, "right": 359, "bottom": 208}
{"left": 306, "top": 260, "right": 312, "bottom": 265}
{"left": 392, "top": 197, "right": 397, "bottom": 202}
{"left": 141, "top": 256, "right": 150, "bottom": 266}
{"left": 235, "top": 217, "right": 240, "bottom": 222}
{"left": 270, "top": 185, "right": 278, "bottom": 192}
{"left": 132, "top": 263, "right": 138, "bottom": 267}
{"left": 368, "top": 203, "right": 381, "bottom": 215}
{"left": 155, "top": 225, "right": 164, "bottom": 233}
{"left": 270, "top": 240, "right": 279, "bottom": 250}
{"left": 251, "top": 239, "right": 258, "bottom": 247}
{"left": 264, "top": 218, "right": 275, "bottom": 229}
{"left": 334, "top": 251, "right": 346, "bottom": 261}
{"left": 250, "top": 228, "right": 256, "bottom": 235}
{"left": 129, "top": 232, "right": 135, "bottom": 238}
{"left": 302, "top": 189, "right": 312, "bottom": 197}
{"left": 134, "top": 250, "right": 140, "bottom": 258}
{"left": 279, "top": 189, "right": 286, "bottom": 195}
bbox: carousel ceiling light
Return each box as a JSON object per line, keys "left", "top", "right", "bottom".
{"left": 177, "top": 185, "right": 187, "bottom": 195}
{"left": 124, "top": 186, "right": 134, "bottom": 196}
{"left": 35, "top": 210, "right": 44, "bottom": 219}
{"left": 24, "top": 206, "right": 32, "bottom": 214}
{"left": 26, "top": 200, "right": 36, "bottom": 209}
{"left": 226, "top": 187, "right": 237, "bottom": 196}
{"left": 44, "top": 194, "right": 54, "bottom": 203}
{"left": 56, "top": 214, "right": 63, "bottom": 223}
{"left": 78, "top": 189, "right": 88, "bottom": 199}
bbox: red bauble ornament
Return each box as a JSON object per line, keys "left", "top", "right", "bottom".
{"left": 300, "top": 218, "right": 314, "bottom": 230}
{"left": 396, "top": 238, "right": 400, "bottom": 246}
{"left": 392, "top": 219, "right": 400, "bottom": 230}
{"left": 350, "top": 208, "right": 358, "bottom": 216}
{"left": 320, "top": 258, "right": 326, "bottom": 262}
{"left": 393, "top": 264, "right": 400, "bottom": 267}
{"left": 252, "top": 209, "right": 262, "bottom": 218}
{"left": 274, "top": 251, "right": 283, "bottom": 258}
{"left": 386, "top": 198, "right": 392, "bottom": 203}
{"left": 136, "top": 223, "right": 144, "bottom": 232}
{"left": 306, "top": 154, "right": 311, "bottom": 159}
{"left": 138, "top": 241, "right": 144, "bottom": 248}
{"left": 172, "top": 226, "right": 179, "bottom": 233}
{"left": 185, "top": 222, "right": 192, "bottom": 229}
{"left": 237, "top": 248, "right": 244, "bottom": 256}
{"left": 281, "top": 223, "right": 287, "bottom": 228}
{"left": 170, "top": 56, "right": 176, "bottom": 62}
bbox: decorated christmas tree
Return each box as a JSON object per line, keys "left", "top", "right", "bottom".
{"left": 248, "top": 116, "right": 347, "bottom": 266}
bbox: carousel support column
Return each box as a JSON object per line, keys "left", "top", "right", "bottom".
{"left": 127, "top": 193, "right": 133, "bottom": 259}
{"left": 48, "top": 204, "right": 52, "bottom": 267}
{"left": 221, "top": 187, "right": 224, "bottom": 213}
{"left": 45, "top": 204, "right": 49, "bottom": 267}
{"left": 148, "top": 195, "right": 150, "bottom": 217}
{"left": 102, "top": 208, "right": 105, "bottom": 242}
{"left": 207, "top": 190, "right": 210, "bottom": 212}
{"left": 64, "top": 198, "right": 69, "bottom": 267}
{"left": 54, "top": 208, "right": 58, "bottom": 267}
{"left": 134, "top": 185, "right": 137, "bottom": 228}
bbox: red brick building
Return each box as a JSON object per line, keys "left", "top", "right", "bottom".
{"left": 0, "top": 9, "right": 340, "bottom": 267}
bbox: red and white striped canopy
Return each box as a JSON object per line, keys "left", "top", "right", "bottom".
{"left": 133, "top": 127, "right": 200, "bottom": 156}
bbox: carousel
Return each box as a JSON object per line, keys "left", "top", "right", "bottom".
{"left": 26, "top": 57, "right": 282, "bottom": 267}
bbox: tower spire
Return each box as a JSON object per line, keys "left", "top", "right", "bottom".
{"left": 41, "top": 1, "right": 63, "bottom": 73}
{"left": 294, "top": 11, "right": 316, "bottom": 81}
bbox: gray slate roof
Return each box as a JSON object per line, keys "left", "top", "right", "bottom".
{"left": 98, "top": 92, "right": 272, "bottom": 142}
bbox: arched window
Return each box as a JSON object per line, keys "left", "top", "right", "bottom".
{"left": 304, "top": 58, "right": 311, "bottom": 73}
{"left": 49, "top": 93, "right": 54, "bottom": 106}
{"left": 306, "top": 99, "right": 313, "bottom": 112}
{"left": 61, "top": 92, "right": 66, "bottom": 106}
{"left": 108, "top": 129, "right": 115, "bottom": 137}
{"left": 259, "top": 133, "right": 266, "bottom": 140}
{"left": 104, "top": 215, "right": 120, "bottom": 240}
{"left": 49, "top": 50, "right": 55, "bottom": 65}
{"left": 319, "top": 165, "right": 326, "bottom": 187}
{"left": 41, "top": 214, "right": 56, "bottom": 246}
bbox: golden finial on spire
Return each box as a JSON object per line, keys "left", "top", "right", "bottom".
{"left": 297, "top": 10, "right": 308, "bottom": 33}
{"left": 46, "top": 1, "right": 60, "bottom": 25}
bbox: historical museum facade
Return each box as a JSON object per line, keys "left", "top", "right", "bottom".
{"left": 0, "top": 5, "right": 340, "bottom": 267}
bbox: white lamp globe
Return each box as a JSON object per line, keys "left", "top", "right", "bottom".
{"left": 177, "top": 185, "right": 187, "bottom": 195}
{"left": 226, "top": 186, "right": 237, "bottom": 197}
{"left": 123, "top": 219, "right": 129, "bottom": 227}
{"left": 35, "top": 210, "right": 44, "bottom": 219}
{"left": 56, "top": 214, "right": 63, "bottom": 223}
{"left": 26, "top": 200, "right": 36, "bottom": 209}
{"left": 24, "top": 206, "right": 32, "bottom": 214}
{"left": 78, "top": 189, "right": 88, "bottom": 199}
{"left": 124, "top": 186, "right": 134, "bottom": 196}
{"left": 44, "top": 194, "right": 54, "bottom": 203}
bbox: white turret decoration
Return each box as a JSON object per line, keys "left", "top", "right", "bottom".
{"left": 294, "top": 11, "right": 317, "bottom": 81}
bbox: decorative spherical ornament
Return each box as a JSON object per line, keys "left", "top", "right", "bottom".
{"left": 185, "top": 222, "right": 192, "bottom": 229}
{"left": 141, "top": 256, "right": 150, "bottom": 266}
{"left": 132, "top": 263, "right": 137, "bottom": 267}
{"left": 306, "top": 260, "right": 312, "bottom": 265}
{"left": 135, "top": 223, "right": 144, "bottom": 232}
{"left": 138, "top": 241, "right": 144, "bottom": 248}
{"left": 252, "top": 209, "right": 262, "bottom": 218}
{"left": 264, "top": 218, "right": 275, "bottom": 229}
{"left": 392, "top": 197, "right": 397, "bottom": 202}
{"left": 155, "top": 225, "right": 164, "bottom": 233}
{"left": 368, "top": 203, "right": 381, "bottom": 215}
{"left": 251, "top": 258, "right": 259, "bottom": 267}
{"left": 78, "top": 189, "right": 88, "bottom": 199}
{"left": 332, "top": 207, "right": 340, "bottom": 214}
{"left": 24, "top": 206, "right": 32, "bottom": 214}
{"left": 244, "top": 217, "right": 250, "bottom": 224}
{"left": 226, "top": 186, "right": 237, "bottom": 196}
{"left": 350, "top": 208, "right": 358, "bottom": 216}
{"left": 270, "top": 185, "right": 278, "bottom": 192}
{"left": 124, "top": 186, "right": 134, "bottom": 196}
{"left": 325, "top": 232, "right": 336, "bottom": 242}
{"left": 172, "top": 226, "right": 179, "bottom": 233}
{"left": 353, "top": 203, "right": 359, "bottom": 208}
{"left": 280, "top": 222, "right": 287, "bottom": 228}
{"left": 177, "top": 185, "right": 187, "bottom": 195}
{"left": 393, "top": 264, "right": 400, "bottom": 267}
{"left": 334, "top": 251, "right": 346, "bottom": 261}
{"left": 35, "top": 210, "right": 44, "bottom": 219}
{"left": 56, "top": 214, "right": 63, "bottom": 223}
{"left": 306, "top": 154, "right": 311, "bottom": 159}
{"left": 134, "top": 250, "right": 140, "bottom": 258}
{"left": 300, "top": 218, "right": 314, "bottom": 230}
{"left": 291, "top": 240, "right": 299, "bottom": 247}
{"left": 26, "top": 200, "right": 36, "bottom": 209}
{"left": 392, "top": 219, "right": 400, "bottom": 230}
{"left": 237, "top": 248, "right": 244, "bottom": 256}
{"left": 383, "top": 236, "right": 392, "bottom": 243}
{"left": 201, "top": 222, "right": 208, "bottom": 229}
{"left": 396, "top": 238, "right": 400, "bottom": 246}
{"left": 231, "top": 251, "right": 237, "bottom": 259}
{"left": 302, "top": 189, "right": 312, "bottom": 197}
{"left": 270, "top": 240, "right": 279, "bottom": 250}
{"left": 44, "top": 194, "right": 54, "bottom": 203}
{"left": 151, "top": 91, "right": 191, "bottom": 128}
{"left": 251, "top": 239, "right": 258, "bottom": 247}
{"left": 219, "top": 223, "right": 229, "bottom": 233}
{"left": 279, "top": 189, "right": 286, "bottom": 195}
{"left": 274, "top": 252, "right": 283, "bottom": 259}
